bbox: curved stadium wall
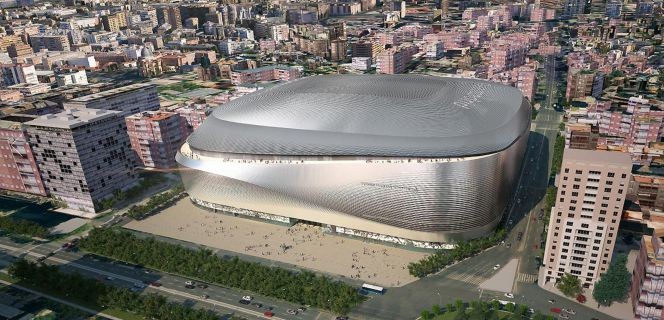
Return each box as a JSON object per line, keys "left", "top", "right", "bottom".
{"left": 175, "top": 75, "right": 531, "bottom": 247}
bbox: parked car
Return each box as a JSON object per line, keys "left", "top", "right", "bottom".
{"left": 576, "top": 294, "right": 587, "bottom": 303}
{"left": 185, "top": 284, "right": 195, "bottom": 289}
{"left": 297, "top": 307, "right": 307, "bottom": 312}
{"left": 493, "top": 264, "right": 501, "bottom": 270}
{"left": 287, "top": 309, "right": 298, "bottom": 315}
{"left": 185, "top": 280, "right": 195, "bottom": 286}
{"left": 239, "top": 300, "right": 251, "bottom": 305}
{"left": 201, "top": 294, "right": 209, "bottom": 299}
{"left": 550, "top": 308, "right": 561, "bottom": 314}
{"left": 263, "top": 311, "right": 274, "bottom": 318}
{"left": 252, "top": 303, "right": 263, "bottom": 308}
{"left": 504, "top": 293, "right": 514, "bottom": 298}
{"left": 241, "top": 295, "right": 253, "bottom": 301}
{"left": 150, "top": 282, "right": 162, "bottom": 287}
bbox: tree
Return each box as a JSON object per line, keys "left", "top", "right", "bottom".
{"left": 557, "top": 273, "right": 582, "bottom": 297}
{"left": 420, "top": 310, "right": 431, "bottom": 320}
{"left": 593, "top": 254, "right": 631, "bottom": 306}
{"left": 446, "top": 303, "right": 455, "bottom": 313}
{"left": 505, "top": 303, "right": 515, "bottom": 313}
{"left": 455, "top": 299, "right": 465, "bottom": 312}
{"left": 432, "top": 304, "right": 441, "bottom": 315}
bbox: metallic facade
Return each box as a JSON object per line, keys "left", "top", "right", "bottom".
{"left": 176, "top": 75, "right": 531, "bottom": 244}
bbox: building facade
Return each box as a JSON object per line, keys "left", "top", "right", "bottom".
{"left": 540, "top": 149, "right": 632, "bottom": 288}
{"left": 125, "top": 111, "right": 188, "bottom": 169}
{"left": 631, "top": 232, "right": 664, "bottom": 319}
{"left": 0, "top": 119, "right": 47, "bottom": 196}
{"left": 25, "top": 109, "right": 137, "bottom": 214}
{"left": 176, "top": 75, "right": 531, "bottom": 247}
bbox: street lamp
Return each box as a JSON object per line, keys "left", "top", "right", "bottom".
{"left": 437, "top": 291, "right": 441, "bottom": 306}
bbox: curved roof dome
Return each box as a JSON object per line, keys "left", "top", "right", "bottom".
{"left": 187, "top": 74, "right": 531, "bottom": 157}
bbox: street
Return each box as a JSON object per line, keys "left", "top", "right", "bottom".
{"left": 0, "top": 237, "right": 332, "bottom": 320}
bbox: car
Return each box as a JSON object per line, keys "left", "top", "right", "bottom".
{"left": 297, "top": 307, "right": 307, "bottom": 312}
{"left": 201, "top": 294, "right": 209, "bottom": 299}
{"left": 559, "top": 314, "right": 569, "bottom": 319}
{"left": 185, "top": 280, "right": 195, "bottom": 286}
{"left": 239, "top": 299, "right": 251, "bottom": 305}
{"left": 493, "top": 264, "right": 500, "bottom": 270}
{"left": 517, "top": 232, "right": 523, "bottom": 241}
{"left": 252, "top": 303, "right": 263, "bottom": 308}
{"left": 576, "top": 294, "right": 587, "bottom": 303}
{"left": 105, "top": 276, "right": 115, "bottom": 281}
{"left": 263, "top": 311, "right": 274, "bottom": 317}
{"left": 287, "top": 309, "right": 298, "bottom": 315}
{"left": 197, "top": 284, "right": 208, "bottom": 289}
{"left": 133, "top": 283, "right": 146, "bottom": 288}
{"left": 565, "top": 309, "right": 576, "bottom": 315}
{"left": 185, "top": 284, "right": 195, "bottom": 289}
{"left": 505, "top": 243, "right": 512, "bottom": 248}
{"left": 550, "top": 307, "right": 561, "bottom": 314}
{"left": 150, "top": 282, "right": 162, "bottom": 287}
{"left": 504, "top": 293, "right": 514, "bottom": 298}
{"left": 241, "top": 295, "right": 253, "bottom": 301}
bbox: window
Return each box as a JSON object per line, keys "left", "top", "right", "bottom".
{"left": 576, "top": 170, "right": 583, "bottom": 174}
{"left": 573, "top": 185, "right": 580, "bottom": 189}
{"left": 621, "top": 173, "right": 627, "bottom": 178}
{"left": 604, "top": 188, "right": 612, "bottom": 192}
{"left": 608, "top": 172, "right": 615, "bottom": 177}
{"left": 565, "top": 168, "right": 570, "bottom": 173}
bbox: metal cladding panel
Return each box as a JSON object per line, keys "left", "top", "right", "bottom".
{"left": 176, "top": 131, "right": 527, "bottom": 242}
{"left": 187, "top": 75, "right": 531, "bottom": 157}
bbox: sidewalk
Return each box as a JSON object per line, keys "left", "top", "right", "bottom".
{"left": 537, "top": 250, "right": 637, "bottom": 320}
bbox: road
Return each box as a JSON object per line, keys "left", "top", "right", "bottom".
{"left": 0, "top": 238, "right": 331, "bottom": 320}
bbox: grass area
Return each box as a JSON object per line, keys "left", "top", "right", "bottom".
{"left": 157, "top": 81, "right": 202, "bottom": 93}
{"left": 0, "top": 271, "right": 17, "bottom": 282}
{"left": 433, "top": 310, "right": 514, "bottom": 320}
{"left": 102, "top": 308, "right": 145, "bottom": 320}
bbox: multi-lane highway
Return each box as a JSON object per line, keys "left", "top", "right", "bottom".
{"left": 0, "top": 237, "right": 333, "bottom": 320}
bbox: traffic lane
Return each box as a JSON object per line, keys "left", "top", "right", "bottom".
{"left": 0, "top": 239, "right": 317, "bottom": 320}
{"left": 50, "top": 250, "right": 317, "bottom": 320}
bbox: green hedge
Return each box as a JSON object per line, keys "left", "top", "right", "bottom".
{"left": 0, "top": 216, "right": 49, "bottom": 238}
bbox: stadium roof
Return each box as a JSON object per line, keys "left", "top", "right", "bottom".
{"left": 187, "top": 75, "right": 531, "bottom": 157}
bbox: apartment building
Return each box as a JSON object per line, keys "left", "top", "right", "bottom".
{"left": 566, "top": 69, "right": 605, "bottom": 101}
{"left": 24, "top": 109, "right": 137, "bottom": 214}
{"left": 351, "top": 40, "right": 383, "bottom": 58}
{"left": 0, "top": 63, "right": 38, "bottom": 88}
{"left": 530, "top": 7, "right": 556, "bottom": 21}
{"left": 0, "top": 118, "right": 47, "bottom": 196}
{"left": 230, "top": 65, "right": 301, "bottom": 85}
{"left": 631, "top": 231, "right": 664, "bottom": 319}
{"left": 565, "top": 123, "right": 599, "bottom": 150}
{"left": 376, "top": 44, "right": 418, "bottom": 74}
{"left": 171, "top": 104, "right": 208, "bottom": 133}
{"left": 154, "top": 4, "right": 183, "bottom": 29}
{"left": 491, "top": 43, "right": 528, "bottom": 71}
{"left": 63, "top": 83, "right": 159, "bottom": 117}
{"left": 7, "top": 42, "right": 33, "bottom": 60}
{"left": 605, "top": 0, "right": 623, "bottom": 18}
{"left": 125, "top": 111, "right": 188, "bottom": 169}
{"left": 540, "top": 149, "right": 632, "bottom": 288}
{"left": 101, "top": 12, "right": 126, "bottom": 32}
{"left": 29, "top": 34, "right": 71, "bottom": 52}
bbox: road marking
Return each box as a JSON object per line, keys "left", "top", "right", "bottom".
{"left": 517, "top": 273, "right": 538, "bottom": 283}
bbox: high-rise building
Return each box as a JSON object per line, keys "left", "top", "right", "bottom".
{"left": 565, "top": 123, "right": 599, "bottom": 150}
{"left": 0, "top": 118, "right": 47, "bottom": 196}
{"left": 154, "top": 5, "right": 183, "bottom": 29}
{"left": 351, "top": 40, "right": 383, "bottom": 58}
{"left": 0, "top": 63, "right": 38, "bottom": 88}
{"left": 63, "top": 83, "right": 160, "bottom": 117}
{"left": 540, "top": 149, "right": 632, "bottom": 288}
{"left": 565, "top": 69, "right": 604, "bottom": 101}
{"left": 25, "top": 109, "right": 137, "bottom": 214}
{"left": 125, "top": 111, "right": 188, "bottom": 169}
{"left": 330, "top": 39, "right": 348, "bottom": 62}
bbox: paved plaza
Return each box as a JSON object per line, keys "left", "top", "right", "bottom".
{"left": 124, "top": 198, "right": 427, "bottom": 287}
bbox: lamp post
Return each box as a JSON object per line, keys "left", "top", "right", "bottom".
{"left": 437, "top": 291, "right": 441, "bottom": 306}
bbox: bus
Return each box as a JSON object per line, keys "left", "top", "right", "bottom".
{"left": 361, "top": 283, "right": 385, "bottom": 295}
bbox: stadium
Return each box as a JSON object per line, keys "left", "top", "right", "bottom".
{"left": 175, "top": 75, "right": 531, "bottom": 248}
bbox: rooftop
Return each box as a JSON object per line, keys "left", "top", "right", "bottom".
{"left": 188, "top": 74, "right": 531, "bottom": 157}
{"left": 25, "top": 108, "right": 121, "bottom": 129}
{"left": 562, "top": 149, "right": 633, "bottom": 166}
{"left": 68, "top": 83, "right": 155, "bottom": 103}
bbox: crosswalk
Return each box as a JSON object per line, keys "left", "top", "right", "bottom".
{"left": 517, "top": 273, "right": 538, "bottom": 283}
{"left": 445, "top": 272, "right": 487, "bottom": 286}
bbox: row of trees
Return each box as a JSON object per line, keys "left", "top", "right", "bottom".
{"left": 556, "top": 273, "right": 583, "bottom": 297}
{"left": 78, "top": 228, "right": 364, "bottom": 314}
{"left": 97, "top": 173, "right": 169, "bottom": 211}
{"left": 126, "top": 184, "right": 185, "bottom": 219}
{"left": 420, "top": 300, "right": 555, "bottom": 320}
{"left": 0, "top": 215, "right": 49, "bottom": 238}
{"left": 549, "top": 134, "right": 565, "bottom": 179}
{"left": 407, "top": 229, "right": 506, "bottom": 278}
{"left": 8, "top": 259, "right": 219, "bottom": 320}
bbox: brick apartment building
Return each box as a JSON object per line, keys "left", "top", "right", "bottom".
{"left": 631, "top": 231, "right": 664, "bottom": 319}
{"left": 0, "top": 118, "right": 47, "bottom": 196}
{"left": 230, "top": 65, "right": 301, "bottom": 85}
{"left": 125, "top": 111, "right": 188, "bottom": 169}
{"left": 376, "top": 44, "right": 418, "bottom": 74}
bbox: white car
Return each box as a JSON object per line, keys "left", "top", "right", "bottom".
{"left": 185, "top": 280, "right": 195, "bottom": 286}
{"left": 504, "top": 293, "right": 514, "bottom": 299}
{"left": 242, "top": 295, "right": 253, "bottom": 301}
{"left": 493, "top": 264, "right": 501, "bottom": 270}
